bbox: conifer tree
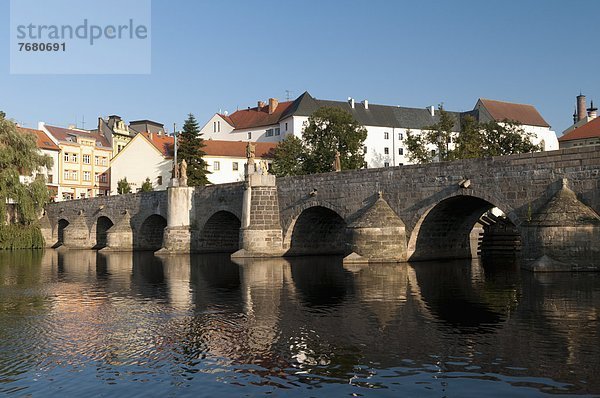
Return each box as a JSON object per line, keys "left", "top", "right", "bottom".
{"left": 177, "top": 114, "right": 210, "bottom": 186}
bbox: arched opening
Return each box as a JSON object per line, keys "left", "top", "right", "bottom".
{"left": 197, "top": 211, "right": 241, "bottom": 253}
{"left": 94, "top": 216, "right": 114, "bottom": 249}
{"left": 55, "top": 219, "right": 69, "bottom": 248}
{"left": 409, "top": 195, "right": 520, "bottom": 262}
{"left": 286, "top": 206, "right": 347, "bottom": 256}
{"left": 136, "top": 214, "right": 167, "bottom": 251}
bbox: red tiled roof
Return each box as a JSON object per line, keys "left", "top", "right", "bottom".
{"left": 141, "top": 132, "right": 174, "bottom": 158}
{"left": 479, "top": 99, "right": 550, "bottom": 127}
{"left": 203, "top": 140, "right": 277, "bottom": 158}
{"left": 17, "top": 127, "right": 59, "bottom": 151}
{"left": 559, "top": 117, "right": 600, "bottom": 142}
{"left": 45, "top": 125, "right": 111, "bottom": 148}
{"left": 221, "top": 101, "right": 294, "bottom": 129}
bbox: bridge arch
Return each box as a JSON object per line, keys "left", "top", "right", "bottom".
{"left": 284, "top": 205, "right": 348, "bottom": 256}
{"left": 197, "top": 210, "right": 241, "bottom": 253}
{"left": 135, "top": 214, "right": 167, "bottom": 251}
{"left": 93, "top": 216, "right": 114, "bottom": 249}
{"left": 408, "top": 193, "right": 522, "bottom": 262}
{"left": 55, "top": 218, "right": 70, "bottom": 247}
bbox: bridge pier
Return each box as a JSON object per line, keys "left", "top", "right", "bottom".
{"left": 344, "top": 194, "right": 408, "bottom": 264}
{"left": 102, "top": 210, "right": 133, "bottom": 251}
{"left": 232, "top": 173, "right": 285, "bottom": 258}
{"left": 157, "top": 186, "right": 195, "bottom": 254}
{"left": 39, "top": 213, "right": 54, "bottom": 248}
{"left": 62, "top": 210, "right": 93, "bottom": 249}
{"left": 522, "top": 180, "right": 600, "bottom": 272}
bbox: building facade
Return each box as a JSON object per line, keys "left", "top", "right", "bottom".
{"left": 17, "top": 127, "right": 60, "bottom": 200}
{"left": 203, "top": 140, "right": 276, "bottom": 184}
{"left": 41, "top": 123, "right": 112, "bottom": 200}
{"left": 201, "top": 92, "right": 558, "bottom": 168}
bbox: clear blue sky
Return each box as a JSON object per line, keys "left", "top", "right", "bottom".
{"left": 1, "top": 0, "right": 598, "bottom": 134}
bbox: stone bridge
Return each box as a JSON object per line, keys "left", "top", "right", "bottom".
{"left": 42, "top": 146, "right": 600, "bottom": 271}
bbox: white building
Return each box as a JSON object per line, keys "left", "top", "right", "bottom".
{"left": 203, "top": 140, "right": 277, "bottom": 184}
{"left": 110, "top": 132, "right": 174, "bottom": 194}
{"left": 17, "top": 127, "right": 61, "bottom": 201}
{"left": 201, "top": 92, "right": 558, "bottom": 168}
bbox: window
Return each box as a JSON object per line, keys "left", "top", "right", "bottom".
{"left": 398, "top": 148, "right": 404, "bottom": 155}
{"left": 213, "top": 161, "right": 220, "bottom": 171}
{"left": 384, "top": 132, "right": 389, "bottom": 140}
{"left": 266, "top": 129, "right": 274, "bottom": 137}
{"left": 431, "top": 149, "right": 436, "bottom": 157}
{"left": 64, "top": 170, "right": 70, "bottom": 180}
{"left": 118, "top": 145, "right": 123, "bottom": 153}
{"left": 71, "top": 153, "right": 77, "bottom": 162}
{"left": 100, "top": 174, "right": 107, "bottom": 183}
{"left": 83, "top": 171, "right": 91, "bottom": 181}
{"left": 247, "top": 132, "right": 252, "bottom": 140}
{"left": 384, "top": 147, "right": 389, "bottom": 155}
{"left": 95, "top": 156, "right": 100, "bottom": 165}
{"left": 398, "top": 132, "right": 404, "bottom": 140}
{"left": 217, "top": 121, "right": 221, "bottom": 132}
{"left": 232, "top": 162, "right": 239, "bottom": 171}
{"left": 102, "top": 157, "right": 107, "bottom": 166}
{"left": 71, "top": 171, "right": 78, "bottom": 180}
{"left": 47, "top": 174, "right": 53, "bottom": 183}
{"left": 83, "top": 154, "right": 90, "bottom": 164}
{"left": 95, "top": 173, "right": 100, "bottom": 182}
{"left": 363, "top": 146, "right": 367, "bottom": 154}
{"left": 275, "top": 128, "right": 280, "bottom": 136}
{"left": 213, "top": 121, "right": 217, "bottom": 132}
{"left": 64, "top": 153, "right": 70, "bottom": 162}
{"left": 285, "top": 122, "right": 288, "bottom": 131}
{"left": 157, "top": 176, "right": 163, "bottom": 185}
{"left": 384, "top": 162, "right": 390, "bottom": 167}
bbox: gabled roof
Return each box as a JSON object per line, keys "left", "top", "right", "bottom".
{"left": 203, "top": 140, "right": 276, "bottom": 158}
{"left": 558, "top": 117, "right": 600, "bottom": 142}
{"left": 18, "top": 127, "right": 60, "bottom": 151}
{"left": 141, "top": 132, "right": 174, "bottom": 158}
{"left": 223, "top": 101, "right": 294, "bottom": 129}
{"left": 45, "top": 125, "right": 111, "bottom": 148}
{"left": 476, "top": 99, "right": 550, "bottom": 127}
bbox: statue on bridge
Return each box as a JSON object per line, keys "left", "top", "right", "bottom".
{"left": 333, "top": 150, "right": 341, "bottom": 172}
{"left": 180, "top": 159, "right": 188, "bottom": 187}
{"left": 245, "top": 142, "right": 256, "bottom": 176}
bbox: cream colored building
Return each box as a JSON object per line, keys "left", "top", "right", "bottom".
{"left": 41, "top": 123, "right": 112, "bottom": 200}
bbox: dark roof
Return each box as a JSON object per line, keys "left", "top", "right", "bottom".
{"left": 558, "top": 117, "right": 600, "bottom": 142}
{"left": 45, "top": 125, "right": 111, "bottom": 148}
{"left": 18, "top": 127, "right": 60, "bottom": 151}
{"left": 476, "top": 99, "right": 550, "bottom": 127}
{"left": 284, "top": 91, "right": 463, "bottom": 131}
{"left": 130, "top": 119, "right": 165, "bottom": 127}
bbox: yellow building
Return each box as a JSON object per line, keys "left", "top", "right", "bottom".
{"left": 42, "top": 124, "right": 112, "bottom": 200}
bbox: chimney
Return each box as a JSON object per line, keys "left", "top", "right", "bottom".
{"left": 577, "top": 94, "right": 587, "bottom": 121}
{"left": 429, "top": 106, "right": 435, "bottom": 117}
{"left": 363, "top": 99, "right": 369, "bottom": 110}
{"left": 348, "top": 97, "right": 355, "bottom": 109}
{"left": 258, "top": 101, "right": 266, "bottom": 110}
{"left": 149, "top": 132, "right": 154, "bottom": 140}
{"left": 268, "top": 98, "right": 279, "bottom": 114}
{"left": 588, "top": 100, "right": 598, "bottom": 119}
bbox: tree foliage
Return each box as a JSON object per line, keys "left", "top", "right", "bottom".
{"left": 272, "top": 107, "right": 367, "bottom": 176}
{"left": 117, "top": 178, "right": 131, "bottom": 194}
{"left": 405, "top": 109, "right": 542, "bottom": 164}
{"left": 141, "top": 177, "right": 153, "bottom": 192}
{"left": 0, "top": 112, "right": 52, "bottom": 226}
{"left": 177, "top": 113, "right": 210, "bottom": 186}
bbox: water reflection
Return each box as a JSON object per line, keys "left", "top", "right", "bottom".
{"left": 0, "top": 250, "right": 598, "bottom": 396}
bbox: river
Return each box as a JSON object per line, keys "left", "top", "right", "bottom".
{"left": 0, "top": 250, "right": 598, "bottom": 397}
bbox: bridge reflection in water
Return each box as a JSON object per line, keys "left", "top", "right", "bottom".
{"left": 0, "top": 250, "right": 598, "bottom": 395}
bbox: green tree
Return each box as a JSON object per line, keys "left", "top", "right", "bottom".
{"left": 405, "top": 128, "right": 434, "bottom": 164}
{"left": 177, "top": 113, "right": 210, "bottom": 186}
{"left": 453, "top": 115, "right": 484, "bottom": 160}
{"left": 271, "top": 135, "right": 307, "bottom": 177}
{"left": 300, "top": 107, "right": 367, "bottom": 174}
{"left": 117, "top": 178, "right": 131, "bottom": 194}
{"left": 140, "top": 177, "right": 153, "bottom": 192}
{"left": 480, "top": 120, "right": 541, "bottom": 157}
{"left": 0, "top": 113, "right": 52, "bottom": 226}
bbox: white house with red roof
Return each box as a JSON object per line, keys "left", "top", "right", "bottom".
{"left": 201, "top": 92, "right": 558, "bottom": 168}
{"left": 17, "top": 126, "right": 61, "bottom": 200}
